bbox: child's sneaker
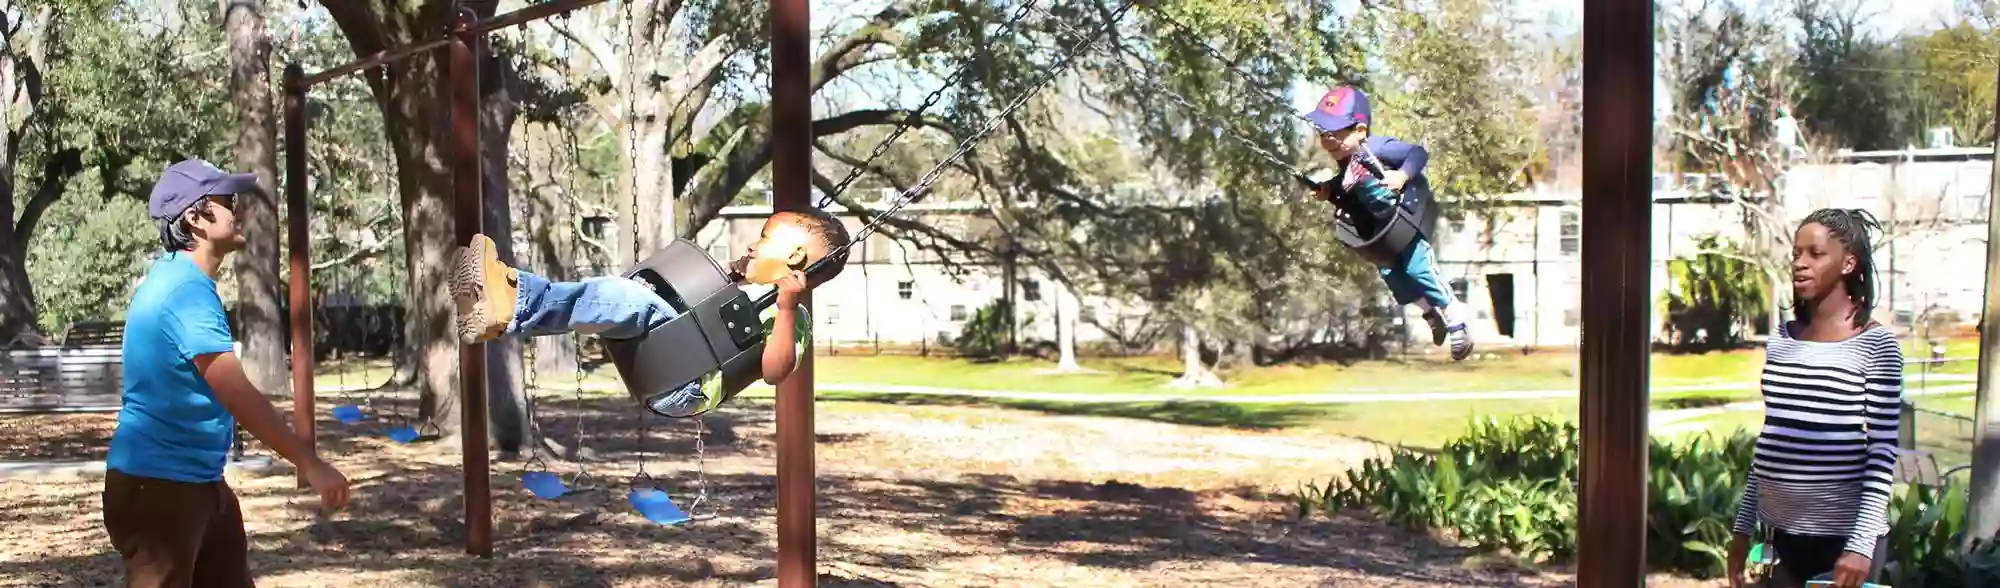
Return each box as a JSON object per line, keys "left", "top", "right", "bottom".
{"left": 1442, "top": 305, "right": 1474, "bottom": 361}
{"left": 1424, "top": 306, "right": 1475, "bottom": 361}
{"left": 646, "top": 380, "right": 710, "bottom": 418}
{"left": 451, "top": 234, "right": 518, "bottom": 344}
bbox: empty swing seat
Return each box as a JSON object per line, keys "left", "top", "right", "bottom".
{"left": 602, "top": 239, "right": 772, "bottom": 418}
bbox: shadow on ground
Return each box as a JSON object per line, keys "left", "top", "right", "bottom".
{"left": 3, "top": 387, "right": 1550, "bottom": 587}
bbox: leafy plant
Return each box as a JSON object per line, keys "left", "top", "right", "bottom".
{"left": 1302, "top": 414, "right": 2000, "bottom": 583}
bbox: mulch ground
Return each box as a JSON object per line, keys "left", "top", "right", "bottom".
{"left": 0, "top": 390, "right": 1719, "bottom": 587}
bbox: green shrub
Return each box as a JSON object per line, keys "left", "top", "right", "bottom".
{"left": 1300, "top": 414, "right": 2000, "bottom": 584}
{"left": 1645, "top": 433, "right": 1755, "bottom": 578}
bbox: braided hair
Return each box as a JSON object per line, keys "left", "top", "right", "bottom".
{"left": 1793, "top": 208, "right": 1882, "bottom": 329}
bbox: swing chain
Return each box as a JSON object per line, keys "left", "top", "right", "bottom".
{"left": 631, "top": 409, "right": 652, "bottom": 487}
{"left": 688, "top": 414, "right": 710, "bottom": 517}
{"left": 815, "top": 0, "right": 1047, "bottom": 209}
{"left": 812, "top": 0, "right": 1140, "bottom": 270}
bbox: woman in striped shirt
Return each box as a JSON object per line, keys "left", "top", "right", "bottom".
{"left": 1726, "top": 209, "right": 1903, "bottom": 588}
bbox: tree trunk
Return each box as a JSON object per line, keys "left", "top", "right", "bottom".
{"left": 375, "top": 46, "right": 461, "bottom": 436}
{"left": 527, "top": 129, "right": 578, "bottom": 381}
{"left": 1169, "top": 324, "right": 1221, "bottom": 388}
{"left": 0, "top": 6, "right": 54, "bottom": 343}
{"left": 323, "top": 2, "right": 502, "bottom": 440}
{"left": 1051, "top": 283, "right": 1083, "bottom": 372}
{"left": 225, "top": 0, "right": 287, "bottom": 396}
{"left": 478, "top": 39, "right": 527, "bottom": 458}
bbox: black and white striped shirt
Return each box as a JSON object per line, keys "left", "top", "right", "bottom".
{"left": 1732, "top": 322, "right": 1903, "bottom": 555}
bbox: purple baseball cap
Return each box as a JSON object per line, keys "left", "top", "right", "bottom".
{"left": 1303, "top": 86, "right": 1371, "bottom": 133}
{"left": 147, "top": 159, "right": 259, "bottom": 220}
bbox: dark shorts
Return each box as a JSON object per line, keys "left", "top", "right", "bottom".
{"left": 1768, "top": 529, "right": 1888, "bottom": 587}
{"left": 101, "top": 469, "right": 253, "bottom": 588}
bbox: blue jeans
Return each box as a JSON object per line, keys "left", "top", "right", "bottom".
{"left": 510, "top": 272, "right": 676, "bottom": 339}
{"left": 1348, "top": 178, "right": 1453, "bottom": 309}
{"left": 510, "top": 271, "right": 706, "bottom": 416}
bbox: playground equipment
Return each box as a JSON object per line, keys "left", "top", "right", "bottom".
{"left": 269, "top": 0, "right": 1668, "bottom": 585}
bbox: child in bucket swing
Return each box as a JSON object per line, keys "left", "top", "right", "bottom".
{"left": 1302, "top": 85, "right": 1473, "bottom": 361}
{"left": 449, "top": 208, "right": 849, "bottom": 417}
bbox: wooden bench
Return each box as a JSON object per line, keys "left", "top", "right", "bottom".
{"left": 0, "top": 322, "right": 125, "bottom": 413}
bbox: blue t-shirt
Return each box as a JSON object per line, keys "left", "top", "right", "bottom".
{"left": 106, "top": 252, "right": 239, "bottom": 483}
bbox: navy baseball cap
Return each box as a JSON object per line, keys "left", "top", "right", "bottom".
{"left": 1303, "top": 86, "right": 1371, "bottom": 133}
{"left": 148, "top": 159, "right": 259, "bottom": 220}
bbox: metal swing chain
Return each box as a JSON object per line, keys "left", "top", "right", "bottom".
{"left": 632, "top": 410, "right": 652, "bottom": 488}
{"left": 814, "top": 0, "right": 1048, "bottom": 209}
{"left": 560, "top": 83, "right": 595, "bottom": 489}
{"left": 517, "top": 107, "right": 550, "bottom": 475}
{"left": 689, "top": 413, "right": 711, "bottom": 519}
{"left": 804, "top": 0, "right": 1141, "bottom": 275}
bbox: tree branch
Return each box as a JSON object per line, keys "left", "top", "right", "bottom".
{"left": 812, "top": 1, "right": 914, "bottom": 93}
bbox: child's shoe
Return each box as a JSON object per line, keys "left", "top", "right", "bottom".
{"left": 451, "top": 234, "right": 518, "bottom": 344}
{"left": 1442, "top": 304, "right": 1474, "bottom": 361}
{"left": 647, "top": 380, "right": 710, "bottom": 418}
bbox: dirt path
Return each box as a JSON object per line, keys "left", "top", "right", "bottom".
{"left": 0, "top": 394, "right": 1714, "bottom": 587}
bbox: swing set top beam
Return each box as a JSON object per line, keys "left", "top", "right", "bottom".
{"left": 289, "top": 0, "right": 613, "bottom": 91}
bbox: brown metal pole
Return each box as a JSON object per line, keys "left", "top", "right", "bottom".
{"left": 446, "top": 8, "right": 493, "bottom": 558}
{"left": 1578, "top": 0, "right": 1651, "bottom": 584}
{"left": 283, "top": 63, "right": 314, "bottom": 489}
{"left": 772, "top": 0, "right": 815, "bottom": 580}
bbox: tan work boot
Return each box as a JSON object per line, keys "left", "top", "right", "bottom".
{"left": 451, "top": 234, "right": 518, "bottom": 343}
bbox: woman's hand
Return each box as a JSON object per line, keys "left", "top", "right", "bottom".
{"left": 1725, "top": 534, "right": 1750, "bottom": 588}
{"left": 1830, "top": 551, "right": 1872, "bottom": 587}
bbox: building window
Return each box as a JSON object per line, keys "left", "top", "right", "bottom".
{"left": 1021, "top": 279, "right": 1042, "bottom": 302}
{"left": 582, "top": 215, "right": 612, "bottom": 240}
{"left": 949, "top": 304, "right": 967, "bottom": 321}
{"left": 1558, "top": 209, "right": 1580, "bottom": 256}
{"left": 897, "top": 281, "right": 914, "bottom": 300}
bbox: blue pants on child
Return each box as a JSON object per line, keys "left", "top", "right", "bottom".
{"left": 510, "top": 271, "right": 707, "bottom": 416}
{"left": 1349, "top": 180, "right": 1454, "bottom": 309}
{"left": 510, "top": 272, "right": 676, "bottom": 339}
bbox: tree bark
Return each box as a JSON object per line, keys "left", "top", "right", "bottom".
{"left": 478, "top": 38, "right": 527, "bottom": 457}
{"left": 527, "top": 131, "right": 578, "bottom": 380}
{"left": 1169, "top": 324, "right": 1221, "bottom": 388}
{"left": 0, "top": 5, "right": 53, "bottom": 343}
{"left": 323, "top": 3, "right": 466, "bottom": 436}
{"left": 1055, "top": 284, "right": 1081, "bottom": 371}
{"left": 225, "top": 0, "right": 286, "bottom": 396}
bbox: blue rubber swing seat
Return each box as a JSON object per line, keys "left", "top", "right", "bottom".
{"left": 521, "top": 471, "right": 570, "bottom": 500}
{"left": 332, "top": 404, "right": 366, "bottom": 424}
{"left": 385, "top": 424, "right": 420, "bottom": 444}
{"left": 627, "top": 488, "right": 692, "bottom": 525}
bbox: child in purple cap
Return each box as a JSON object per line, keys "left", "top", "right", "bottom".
{"left": 1303, "top": 85, "right": 1472, "bottom": 361}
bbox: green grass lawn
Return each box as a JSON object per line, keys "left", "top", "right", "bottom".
{"left": 309, "top": 335, "right": 1987, "bottom": 455}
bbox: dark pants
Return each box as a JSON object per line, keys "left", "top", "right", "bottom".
{"left": 101, "top": 469, "right": 254, "bottom": 588}
{"left": 1766, "top": 529, "right": 1889, "bottom": 587}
